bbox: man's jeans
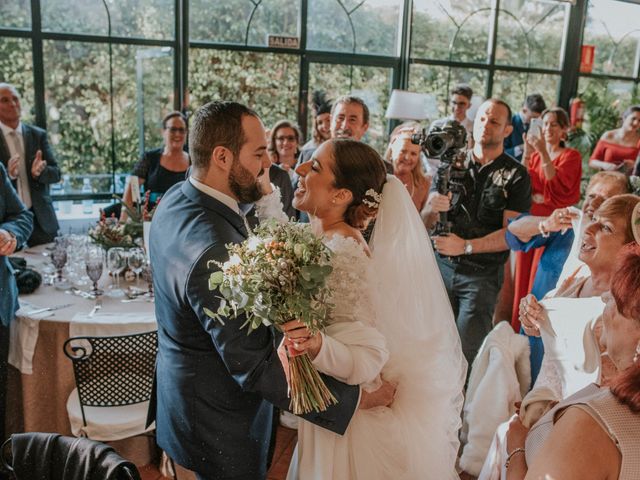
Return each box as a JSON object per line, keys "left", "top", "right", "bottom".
{"left": 436, "top": 255, "right": 504, "bottom": 367}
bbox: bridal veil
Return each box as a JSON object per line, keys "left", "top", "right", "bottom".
{"left": 367, "top": 175, "right": 467, "bottom": 479}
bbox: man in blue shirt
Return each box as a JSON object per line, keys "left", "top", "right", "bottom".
{"left": 504, "top": 93, "right": 546, "bottom": 162}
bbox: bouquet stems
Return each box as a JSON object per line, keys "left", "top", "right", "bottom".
{"left": 288, "top": 352, "right": 338, "bottom": 415}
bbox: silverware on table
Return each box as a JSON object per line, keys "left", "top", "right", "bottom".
{"left": 66, "top": 288, "right": 96, "bottom": 300}
{"left": 28, "top": 303, "right": 73, "bottom": 315}
{"left": 88, "top": 298, "right": 103, "bottom": 318}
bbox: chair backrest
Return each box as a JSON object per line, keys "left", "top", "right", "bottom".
{"left": 63, "top": 331, "right": 158, "bottom": 425}
{"left": 2, "top": 433, "right": 142, "bottom": 480}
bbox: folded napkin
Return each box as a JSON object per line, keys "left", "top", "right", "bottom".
{"left": 70, "top": 311, "right": 157, "bottom": 338}
{"left": 8, "top": 302, "right": 55, "bottom": 374}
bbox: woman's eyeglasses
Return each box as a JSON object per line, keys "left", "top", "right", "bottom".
{"left": 165, "top": 127, "right": 186, "bottom": 134}
{"left": 276, "top": 135, "right": 297, "bottom": 142}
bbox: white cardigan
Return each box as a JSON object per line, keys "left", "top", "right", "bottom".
{"left": 459, "top": 321, "right": 531, "bottom": 476}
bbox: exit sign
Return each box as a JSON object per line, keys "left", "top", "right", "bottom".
{"left": 268, "top": 35, "right": 300, "bottom": 49}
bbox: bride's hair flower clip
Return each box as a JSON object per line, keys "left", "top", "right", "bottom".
{"left": 362, "top": 188, "right": 383, "bottom": 209}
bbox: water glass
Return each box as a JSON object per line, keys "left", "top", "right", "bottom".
{"left": 140, "top": 261, "right": 154, "bottom": 299}
{"left": 106, "top": 247, "right": 127, "bottom": 297}
{"left": 127, "top": 248, "right": 145, "bottom": 286}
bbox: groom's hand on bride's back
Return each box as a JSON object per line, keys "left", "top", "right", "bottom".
{"left": 358, "top": 380, "right": 396, "bottom": 409}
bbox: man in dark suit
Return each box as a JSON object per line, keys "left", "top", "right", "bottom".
{"left": 150, "top": 101, "right": 393, "bottom": 480}
{"left": 0, "top": 162, "right": 33, "bottom": 448}
{"left": 0, "top": 83, "right": 61, "bottom": 246}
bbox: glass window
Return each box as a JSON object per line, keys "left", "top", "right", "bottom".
{"left": 408, "top": 64, "right": 487, "bottom": 120}
{"left": 41, "top": 0, "right": 174, "bottom": 39}
{"left": 44, "top": 41, "right": 174, "bottom": 194}
{"left": 307, "top": 0, "right": 402, "bottom": 56}
{"left": 576, "top": 77, "right": 638, "bottom": 143}
{"left": 0, "top": 0, "right": 31, "bottom": 29}
{"left": 496, "top": 0, "right": 569, "bottom": 70}
{"left": 308, "top": 63, "right": 393, "bottom": 153}
{"left": 583, "top": 0, "right": 640, "bottom": 77}
{"left": 491, "top": 71, "right": 560, "bottom": 113}
{"left": 0, "top": 37, "right": 34, "bottom": 123}
{"left": 188, "top": 49, "right": 299, "bottom": 129}
{"left": 578, "top": 76, "right": 636, "bottom": 120}
{"left": 190, "top": 0, "right": 300, "bottom": 46}
{"left": 411, "top": 0, "right": 492, "bottom": 63}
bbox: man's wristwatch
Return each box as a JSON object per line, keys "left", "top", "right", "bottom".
{"left": 463, "top": 240, "right": 473, "bottom": 255}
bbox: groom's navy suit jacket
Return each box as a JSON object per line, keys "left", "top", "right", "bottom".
{"left": 150, "top": 181, "right": 360, "bottom": 479}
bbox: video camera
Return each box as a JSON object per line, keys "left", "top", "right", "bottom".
{"left": 411, "top": 119, "right": 468, "bottom": 235}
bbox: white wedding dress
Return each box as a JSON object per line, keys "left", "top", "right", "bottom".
{"left": 255, "top": 176, "right": 467, "bottom": 479}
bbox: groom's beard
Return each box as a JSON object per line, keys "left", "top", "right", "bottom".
{"left": 229, "top": 160, "right": 264, "bottom": 204}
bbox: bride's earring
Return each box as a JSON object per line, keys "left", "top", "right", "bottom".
{"left": 634, "top": 342, "right": 640, "bottom": 364}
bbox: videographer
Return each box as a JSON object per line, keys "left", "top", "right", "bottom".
{"left": 422, "top": 99, "right": 532, "bottom": 365}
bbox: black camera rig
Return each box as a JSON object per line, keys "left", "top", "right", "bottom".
{"left": 411, "top": 119, "right": 468, "bottom": 235}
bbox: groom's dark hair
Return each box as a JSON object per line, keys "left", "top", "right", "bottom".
{"left": 189, "top": 101, "right": 259, "bottom": 170}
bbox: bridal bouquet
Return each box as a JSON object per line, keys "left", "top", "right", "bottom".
{"left": 207, "top": 219, "right": 337, "bottom": 414}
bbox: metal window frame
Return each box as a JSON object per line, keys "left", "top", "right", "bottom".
{"left": 1, "top": 0, "right": 639, "bottom": 201}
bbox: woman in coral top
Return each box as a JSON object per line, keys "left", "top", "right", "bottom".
{"left": 589, "top": 105, "right": 640, "bottom": 175}
{"left": 511, "top": 107, "right": 582, "bottom": 325}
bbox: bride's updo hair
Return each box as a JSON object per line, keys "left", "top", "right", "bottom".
{"left": 330, "top": 139, "right": 387, "bottom": 229}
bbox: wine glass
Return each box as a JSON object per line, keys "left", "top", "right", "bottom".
{"left": 85, "top": 246, "right": 104, "bottom": 296}
{"left": 127, "top": 248, "right": 145, "bottom": 287}
{"left": 51, "top": 245, "right": 70, "bottom": 289}
{"left": 106, "top": 247, "right": 126, "bottom": 297}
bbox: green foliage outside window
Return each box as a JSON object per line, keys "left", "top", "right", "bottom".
{"left": 188, "top": 49, "right": 299, "bottom": 131}
{"left": 0, "top": 38, "right": 34, "bottom": 123}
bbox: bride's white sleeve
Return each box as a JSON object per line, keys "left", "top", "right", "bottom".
{"left": 254, "top": 185, "right": 289, "bottom": 223}
{"left": 311, "top": 237, "right": 389, "bottom": 387}
{"left": 312, "top": 320, "right": 388, "bottom": 387}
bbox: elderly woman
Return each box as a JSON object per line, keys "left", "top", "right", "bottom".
{"left": 507, "top": 172, "right": 629, "bottom": 385}
{"left": 519, "top": 195, "right": 640, "bottom": 393}
{"left": 505, "top": 239, "right": 640, "bottom": 480}
{"left": 268, "top": 120, "right": 302, "bottom": 178}
{"left": 121, "top": 111, "right": 189, "bottom": 219}
{"left": 512, "top": 108, "right": 583, "bottom": 326}
{"left": 461, "top": 195, "right": 639, "bottom": 480}
{"left": 388, "top": 131, "right": 431, "bottom": 211}
{"left": 589, "top": 105, "right": 640, "bottom": 174}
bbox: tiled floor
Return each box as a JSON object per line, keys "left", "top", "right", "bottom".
{"left": 267, "top": 426, "right": 297, "bottom": 480}
{"left": 137, "top": 426, "right": 297, "bottom": 480}
{"left": 139, "top": 463, "right": 171, "bottom": 480}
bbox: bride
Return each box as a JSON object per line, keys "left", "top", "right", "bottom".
{"left": 256, "top": 138, "right": 467, "bottom": 479}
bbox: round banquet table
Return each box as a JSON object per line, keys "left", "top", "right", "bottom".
{"left": 6, "top": 243, "right": 157, "bottom": 464}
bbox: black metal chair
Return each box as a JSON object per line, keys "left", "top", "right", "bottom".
{"left": 62, "top": 330, "right": 158, "bottom": 441}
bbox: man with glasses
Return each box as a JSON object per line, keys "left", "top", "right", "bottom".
{"left": 446, "top": 84, "right": 474, "bottom": 138}
{"left": 424, "top": 84, "right": 475, "bottom": 177}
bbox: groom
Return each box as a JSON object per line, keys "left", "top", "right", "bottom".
{"left": 150, "top": 101, "right": 392, "bottom": 480}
